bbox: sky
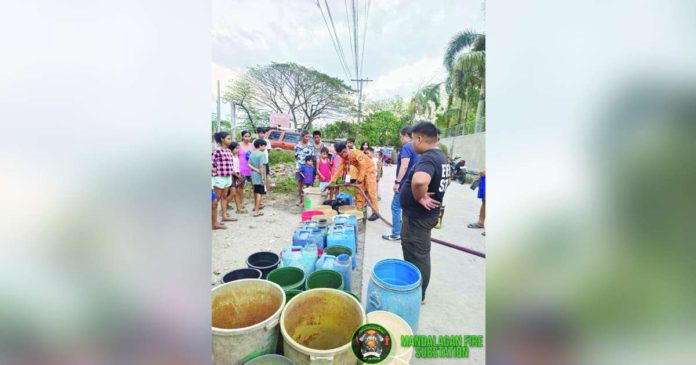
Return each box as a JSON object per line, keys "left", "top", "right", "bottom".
{"left": 211, "top": 0, "right": 485, "bottom": 120}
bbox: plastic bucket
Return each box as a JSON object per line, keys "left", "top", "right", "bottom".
{"left": 245, "top": 354, "right": 295, "bottom": 365}
{"left": 281, "top": 289, "right": 366, "bottom": 365}
{"left": 220, "top": 268, "right": 263, "bottom": 284}
{"left": 366, "top": 311, "right": 414, "bottom": 364}
{"left": 303, "top": 187, "right": 327, "bottom": 211}
{"left": 323, "top": 245, "right": 353, "bottom": 259}
{"left": 247, "top": 252, "right": 281, "bottom": 279}
{"left": 284, "top": 289, "right": 303, "bottom": 303}
{"left": 301, "top": 210, "right": 324, "bottom": 223}
{"left": 212, "top": 279, "right": 285, "bottom": 365}
{"left": 306, "top": 270, "right": 343, "bottom": 290}
{"left": 343, "top": 290, "right": 360, "bottom": 302}
{"left": 366, "top": 259, "right": 423, "bottom": 333}
{"left": 267, "top": 267, "right": 306, "bottom": 291}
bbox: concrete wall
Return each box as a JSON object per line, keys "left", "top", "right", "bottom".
{"left": 441, "top": 132, "right": 485, "bottom": 171}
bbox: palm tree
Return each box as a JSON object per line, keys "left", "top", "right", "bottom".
{"left": 409, "top": 83, "right": 442, "bottom": 120}
{"left": 444, "top": 31, "right": 485, "bottom": 131}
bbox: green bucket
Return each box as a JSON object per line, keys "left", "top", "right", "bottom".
{"left": 324, "top": 245, "right": 353, "bottom": 258}
{"left": 305, "top": 270, "right": 344, "bottom": 290}
{"left": 284, "top": 289, "right": 303, "bottom": 303}
{"left": 267, "top": 267, "right": 306, "bottom": 291}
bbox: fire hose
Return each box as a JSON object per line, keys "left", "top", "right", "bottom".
{"left": 326, "top": 183, "right": 486, "bottom": 259}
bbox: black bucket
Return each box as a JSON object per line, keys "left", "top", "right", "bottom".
{"left": 246, "top": 251, "right": 280, "bottom": 279}
{"left": 219, "top": 268, "right": 263, "bottom": 284}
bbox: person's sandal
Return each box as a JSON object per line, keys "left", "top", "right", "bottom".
{"left": 467, "top": 222, "right": 484, "bottom": 229}
{"left": 253, "top": 212, "right": 264, "bottom": 217}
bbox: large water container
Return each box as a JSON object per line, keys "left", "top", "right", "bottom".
{"left": 326, "top": 225, "right": 357, "bottom": 269}
{"left": 302, "top": 242, "right": 318, "bottom": 274}
{"left": 280, "top": 246, "right": 306, "bottom": 273}
{"left": 315, "top": 254, "right": 336, "bottom": 271}
{"left": 366, "top": 259, "right": 423, "bottom": 332}
{"left": 292, "top": 228, "right": 323, "bottom": 248}
{"left": 302, "top": 222, "right": 328, "bottom": 248}
{"left": 335, "top": 192, "right": 354, "bottom": 206}
{"left": 334, "top": 254, "right": 352, "bottom": 291}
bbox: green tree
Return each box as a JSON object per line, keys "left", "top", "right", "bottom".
{"left": 320, "top": 120, "right": 358, "bottom": 139}
{"left": 358, "top": 111, "right": 406, "bottom": 147}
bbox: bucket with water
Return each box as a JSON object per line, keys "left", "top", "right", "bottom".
{"left": 366, "top": 311, "right": 414, "bottom": 364}
{"left": 212, "top": 279, "right": 285, "bottom": 365}
{"left": 281, "top": 289, "right": 365, "bottom": 365}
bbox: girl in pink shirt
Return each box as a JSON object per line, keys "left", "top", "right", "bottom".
{"left": 317, "top": 147, "right": 334, "bottom": 190}
{"left": 235, "top": 130, "right": 254, "bottom": 214}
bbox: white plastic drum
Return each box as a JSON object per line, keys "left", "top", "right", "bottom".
{"left": 366, "top": 311, "right": 414, "bottom": 364}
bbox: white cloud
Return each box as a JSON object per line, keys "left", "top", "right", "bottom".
{"left": 365, "top": 56, "right": 447, "bottom": 100}
{"left": 210, "top": 63, "right": 243, "bottom": 99}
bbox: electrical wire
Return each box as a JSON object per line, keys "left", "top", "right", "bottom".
{"left": 324, "top": 0, "right": 353, "bottom": 80}
{"left": 316, "top": 0, "right": 352, "bottom": 81}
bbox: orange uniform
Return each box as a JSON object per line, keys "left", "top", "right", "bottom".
{"left": 330, "top": 150, "right": 379, "bottom": 213}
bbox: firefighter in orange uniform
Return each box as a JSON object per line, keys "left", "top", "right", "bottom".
{"left": 327, "top": 142, "right": 380, "bottom": 221}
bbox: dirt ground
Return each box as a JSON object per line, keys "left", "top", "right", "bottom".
{"left": 211, "top": 193, "right": 302, "bottom": 285}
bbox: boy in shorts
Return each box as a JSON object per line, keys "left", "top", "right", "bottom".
{"left": 248, "top": 139, "right": 268, "bottom": 217}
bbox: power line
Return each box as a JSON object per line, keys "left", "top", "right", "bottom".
{"left": 343, "top": 0, "right": 356, "bottom": 78}
{"left": 352, "top": 0, "right": 359, "bottom": 79}
{"left": 359, "top": 0, "right": 371, "bottom": 78}
{"left": 316, "top": 0, "right": 352, "bottom": 80}
{"left": 324, "top": 0, "right": 353, "bottom": 79}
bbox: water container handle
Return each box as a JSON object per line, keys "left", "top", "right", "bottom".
{"left": 368, "top": 291, "right": 382, "bottom": 309}
{"left": 264, "top": 317, "right": 279, "bottom": 331}
{"left": 309, "top": 355, "right": 334, "bottom": 364}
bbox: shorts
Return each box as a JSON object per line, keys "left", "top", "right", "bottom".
{"left": 295, "top": 172, "right": 303, "bottom": 181}
{"left": 303, "top": 183, "right": 313, "bottom": 188}
{"left": 319, "top": 182, "right": 329, "bottom": 190}
{"left": 477, "top": 176, "right": 486, "bottom": 200}
{"left": 212, "top": 176, "right": 232, "bottom": 189}
{"left": 253, "top": 184, "right": 267, "bottom": 195}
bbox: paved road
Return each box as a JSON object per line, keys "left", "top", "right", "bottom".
{"left": 360, "top": 164, "right": 486, "bottom": 364}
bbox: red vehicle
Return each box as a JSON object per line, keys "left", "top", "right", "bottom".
{"left": 267, "top": 129, "right": 301, "bottom": 151}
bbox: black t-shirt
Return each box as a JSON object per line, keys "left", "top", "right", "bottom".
{"left": 400, "top": 148, "right": 451, "bottom": 219}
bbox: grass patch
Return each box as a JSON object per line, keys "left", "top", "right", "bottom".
{"left": 269, "top": 149, "right": 296, "bottom": 166}
{"left": 272, "top": 175, "right": 298, "bottom": 195}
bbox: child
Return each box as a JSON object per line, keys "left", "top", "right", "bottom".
{"left": 299, "top": 156, "right": 316, "bottom": 189}
{"left": 227, "top": 142, "right": 244, "bottom": 213}
{"left": 248, "top": 139, "right": 268, "bottom": 217}
{"left": 211, "top": 132, "right": 237, "bottom": 229}
{"left": 317, "top": 147, "right": 333, "bottom": 191}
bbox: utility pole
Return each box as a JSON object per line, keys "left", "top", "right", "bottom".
{"left": 230, "top": 101, "right": 236, "bottom": 139}
{"left": 351, "top": 78, "right": 372, "bottom": 123}
{"left": 216, "top": 80, "right": 221, "bottom": 133}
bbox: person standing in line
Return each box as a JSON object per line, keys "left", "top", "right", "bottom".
{"left": 236, "top": 130, "right": 254, "bottom": 213}
{"left": 317, "top": 147, "right": 334, "bottom": 191}
{"left": 211, "top": 132, "right": 238, "bottom": 229}
{"left": 382, "top": 126, "right": 419, "bottom": 241}
{"left": 360, "top": 141, "right": 370, "bottom": 153}
{"left": 311, "top": 130, "right": 326, "bottom": 164}
{"left": 468, "top": 170, "right": 486, "bottom": 236}
{"left": 227, "top": 142, "right": 244, "bottom": 213}
{"left": 294, "top": 131, "right": 315, "bottom": 206}
{"left": 248, "top": 139, "right": 268, "bottom": 217}
{"left": 399, "top": 122, "right": 451, "bottom": 303}
{"left": 255, "top": 127, "right": 271, "bottom": 192}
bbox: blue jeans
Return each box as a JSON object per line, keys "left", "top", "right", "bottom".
{"left": 391, "top": 192, "right": 402, "bottom": 236}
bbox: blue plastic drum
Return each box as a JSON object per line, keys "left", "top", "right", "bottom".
{"left": 366, "top": 259, "right": 423, "bottom": 332}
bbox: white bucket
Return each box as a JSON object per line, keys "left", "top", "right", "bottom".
{"left": 212, "top": 279, "right": 286, "bottom": 365}
{"left": 281, "top": 288, "right": 365, "bottom": 365}
{"left": 366, "top": 311, "right": 414, "bottom": 364}
{"left": 303, "top": 187, "right": 327, "bottom": 211}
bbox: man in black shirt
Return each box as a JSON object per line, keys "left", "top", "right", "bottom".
{"left": 400, "top": 121, "right": 451, "bottom": 303}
